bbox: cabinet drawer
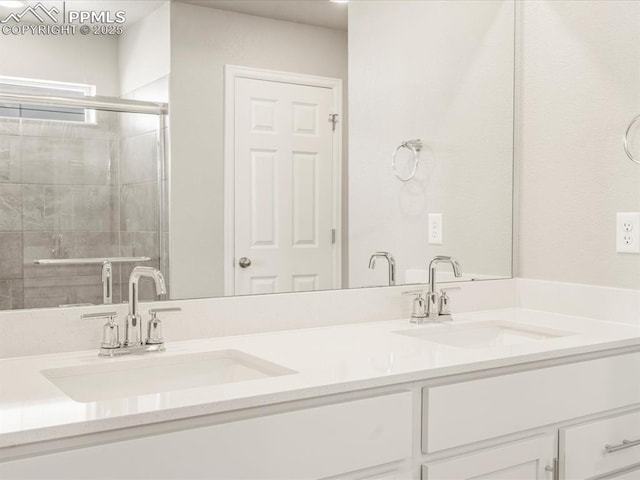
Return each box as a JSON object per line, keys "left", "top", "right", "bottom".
{"left": 561, "top": 409, "right": 640, "bottom": 479}
{"left": 422, "top": 435, "right": 555, "bottom": 480}
{"left": 423, "top": 352, "right": 640, "bottom": 453}
{"left": 1, "top": 392, "right": 413, "bottom": 479}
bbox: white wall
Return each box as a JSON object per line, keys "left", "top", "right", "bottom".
{"left": 517, "top": 0, "right": 640, "bottom": 289}
{"left": 118, "top": 2, "right": 170, "bottom": 96}
{"left": 0, "top": 30, "right": 119, "bottom": 96}
{"left": 348, "top": 0, "right": 514, "bottom": 288}
{"left": 169, "top": 3, "right": 348, "bottom": 299}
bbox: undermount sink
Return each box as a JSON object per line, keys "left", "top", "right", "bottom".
{"left": 42, "top": 350, "right": 296, "bottom": 402}
{"left": 394, "top": 320, "right": 574, "bottom": 349}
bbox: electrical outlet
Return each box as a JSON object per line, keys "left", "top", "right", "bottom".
{"left": 616, "top": 212, "right": 640, "bottom": 253}
{"left": 428, "top": 213, "right": 443, "bottom": 244}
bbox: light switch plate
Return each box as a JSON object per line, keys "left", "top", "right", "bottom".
{"left": 616, "top": 212, "right": 640, "bottom": 253}
{"left": 428, "top": 213, "right": 443, "bottom": 244}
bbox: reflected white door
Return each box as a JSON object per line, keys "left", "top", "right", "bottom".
{"left": 233, "top": 76, "right": 337, "bottom": 295}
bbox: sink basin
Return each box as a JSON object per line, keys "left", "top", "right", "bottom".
{"left": 42, "top": 350, "right": 296, "bottom": 402}
{"left": 394, "top": 320, "right": 573, "bottom": 349}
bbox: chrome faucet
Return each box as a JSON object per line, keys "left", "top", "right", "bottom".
{"left": 125, "top": 266, "right": 167, "bottom": 347}
{"left": 369, "top": 251, "right": 396, "bottom": 286}
{"left": 426, "top": 256, "right": 462, "bottom": 321}
{"left": 81, "top": 267, "right": 181, "bottom": 357}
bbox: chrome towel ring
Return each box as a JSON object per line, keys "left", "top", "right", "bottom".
{"left": 623, "top": 114, "right": 640, "bottom": 165}
{"left": 392, "top": 139, "right": 423, "bottom": 181}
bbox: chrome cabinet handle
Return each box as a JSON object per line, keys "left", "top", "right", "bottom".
{"left": 605, "top": 438, "right": 640, "bottom": 453}
{"left": 238, "top": 257, "right": 252, "bottom": 268}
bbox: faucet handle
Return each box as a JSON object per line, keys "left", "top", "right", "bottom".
{"left": 82, "top": 311, "right": 120, "bottom": 349}
{"left": 439, "top": 286, "right": 461, "bottom": 293}
{"left": 81, "top": 311, "right": 118, "bottom": 320}
{"left": 402, "top": 290, "right": 428, "bottom": 323}
{"left": 146, "top": 311, "right": 164, "bottom": 345}
{"left": 148, "top": 307, "right": 182, "bottom": 314}
{"left": 438, "top": 287, "right": 461, "bottom": 318}
{"left": 145, "top": 307, "right": 181, "bottom": 346}
{"left": 402, "top": 289, "right": 424, "bottom": 296}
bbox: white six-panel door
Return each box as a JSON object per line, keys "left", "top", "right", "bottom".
{"left": 233, "top": 76, "right": 337, "bottom": 295}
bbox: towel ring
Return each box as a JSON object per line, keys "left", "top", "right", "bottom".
{"left": 623, "top": 114, "right": 640, "bottom": 165}
{"left": 392, "top": 139, "right": 423, "bottom": 182}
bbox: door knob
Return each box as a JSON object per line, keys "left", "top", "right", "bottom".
{"left": 238, "top": 257, "right": 252, "bottom": 268}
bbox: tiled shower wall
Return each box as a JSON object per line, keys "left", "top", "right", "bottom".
{"left": 0, "top": 103, "right": 163, "bottom": 310}
{"left": 118, "top": 109, "right": 162, "bottom": 302}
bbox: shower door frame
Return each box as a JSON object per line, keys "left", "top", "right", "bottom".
{"left": 0, "top": 91, "right": 171, "bottom": 299}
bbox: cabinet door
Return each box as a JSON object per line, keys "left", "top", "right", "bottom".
{"left": 560, "top": 409, "right": 640, "bottom": 480}
{"left": 422, "top": 435, "right": 556, "bottom": 480}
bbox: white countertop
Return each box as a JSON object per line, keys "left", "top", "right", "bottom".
{"left": 2, "top": 308, "right": 640, "bottom": 450}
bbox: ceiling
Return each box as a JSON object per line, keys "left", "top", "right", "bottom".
{"left": 177, "top": 0, "right": 348, "bottom": 31}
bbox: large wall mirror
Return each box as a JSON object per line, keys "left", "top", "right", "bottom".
{"left": 0, "top": 0, "right": 514, "bottom": 310}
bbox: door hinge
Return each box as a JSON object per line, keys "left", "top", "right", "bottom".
{"left": 331, "top": 229, "right": 336, "bottom": 244}
{"left": 329, "top": 113, "right": 339, "bottom": 132}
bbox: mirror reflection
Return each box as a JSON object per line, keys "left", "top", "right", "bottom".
{"left": 0, "top": 0, "right": 513, "bottom": 310}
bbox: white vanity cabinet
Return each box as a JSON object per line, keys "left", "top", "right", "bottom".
{"left": 0, "top": 392, "right": 413, "bottom": 479}
{"left": 422, "top": 435, "right": 556, "bottom": 480}
{"left": 420, "top": 351, "right": 640, "bottom": 480}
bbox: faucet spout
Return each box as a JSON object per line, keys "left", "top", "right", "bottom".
{"left": 426, "top": 256, "right": 462, "bottom": 320}
{"left": 368, "top": 251, "right": 396, "bottom": 286}
{"left": 125, "top": 266, "right": 166, "bottom": 347}
{"left": 428, "top": 255, "right": 462, "bottom": 292}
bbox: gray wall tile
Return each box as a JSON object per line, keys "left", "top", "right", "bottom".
{"left": 0, "top": 279, "right": 23, "bottom": 309}
{"left": 120, "top": 231, "right": 160, "bottom": 259}
{"left": 23, "top": 231, "right": 75, "bottom": 278}
{"left": 0, "top": 232, "right": 22, "bottom": 279}
{"left": 120, "top": 131, "right": 157, "bottom": 184}
{"left": 72, "top": 186, "right": 119, "bottom": 231}
{"left": 0, "top": 135, "right": 21, "bottom": 183}
{"left": 120, "top": 182, "right": 158, "bottom": 232}
{"left": 0, "top": 184, "right": 22, "bottom": 231}
{"left": 0, "top": 119, "right": 20, "bottom": 136}
{"left": 22, "top": 185, "right": 73, "bottom": 231}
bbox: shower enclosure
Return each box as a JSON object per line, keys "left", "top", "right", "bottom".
{"left": 0, "top": 92, "right": 169, "bottom": 309}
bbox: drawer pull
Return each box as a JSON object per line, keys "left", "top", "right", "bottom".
{"left": 605, "top": 439, "right": 640, "bottom": 453}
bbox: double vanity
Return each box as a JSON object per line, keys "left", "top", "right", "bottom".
{"left": 2, "top": 299, "right": 640, "bottom": 479}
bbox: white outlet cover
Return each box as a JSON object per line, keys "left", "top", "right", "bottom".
{"left": 428, "top": 213, "right": 443, "bottom": 244}
{"left": 616, "top": 212, "right": 640, "bottom": 253}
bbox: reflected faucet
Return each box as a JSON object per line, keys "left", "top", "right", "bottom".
{"left": 101, "top": 261, "right": 113, "bottom": 305}
{"left": 369, "top": 251, "right": 396, "bottom": 286}
{"left": 426, "top": 256, "right": 462, "bottom": 320}
{"left": 125, "top": 266, "right": 167, "bottom": 347}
